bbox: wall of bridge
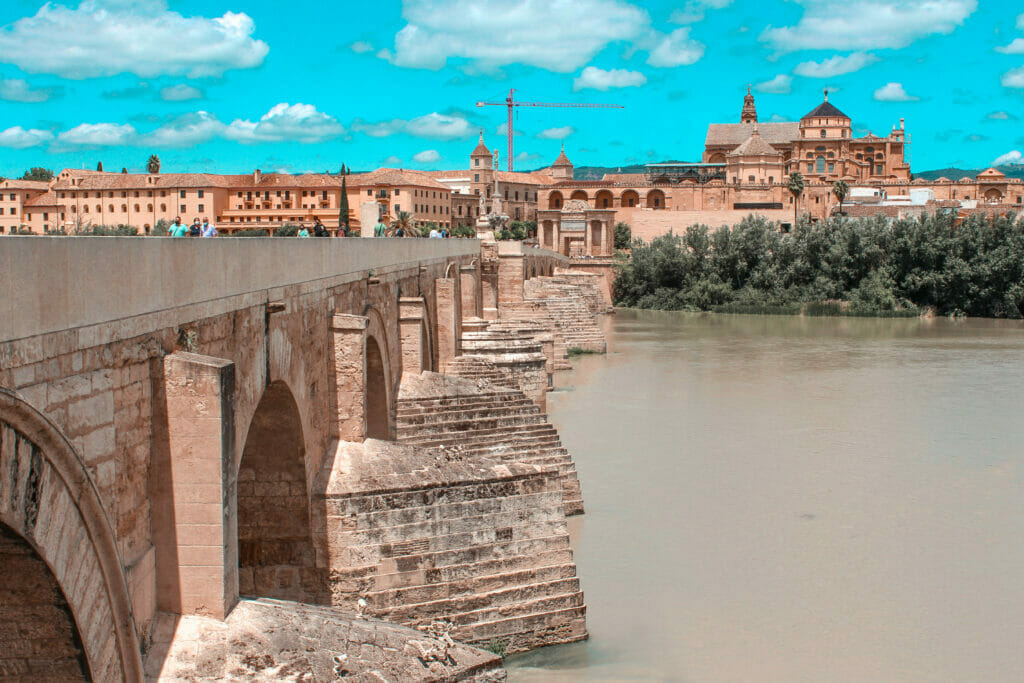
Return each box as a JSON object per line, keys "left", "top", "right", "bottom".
{"left": 0, "top": 237, "right": 478, "bottom": 679}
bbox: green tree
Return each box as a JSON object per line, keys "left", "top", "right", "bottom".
{"left": 21, "top": 167, "right": 53, "bottom": 181}
{"left": 339, "top": 175, "right": 349, "bottom": 231}
{"left": 391, "top": 210, "right": 416, "bottom": 236}
{"left": 832, "top": 179, "right": 850, "bottom": 216}
{"left": 96, "top": 161, "right": 103, "bottom": 172}
{"left": 614, "top": 222, "right": 632, "bottom": 250}
{"left": 787, "top": 172, "right": 805, "bottom": 229}
{"left": 146, "top": 155, "right": 161, "bottom": 174}
{"left": 274, "top": 223, "right": 300, "bottom": 237}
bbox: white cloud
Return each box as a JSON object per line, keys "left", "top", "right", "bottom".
{"left": 224, "top": 103, "right": 345, "bottom": 144}
{"left": 142, "top": 111, "right": 224, "bottom": 147}
{"left": 573, "top": 66, "right": 646, "bottom": 91}
{"left": 354, "top": 112, "right": 474, "bottom": 140}
{"left": 0, "top": 126, "right": 54, "bottom": 149}
{"left": 669, "top": 0, "right": 732, "bottom": 24}
{"left": 382, "top": 155, "right": 403, "bottom": 166}
{"left": 1018, "top": 12, "right": 1024, "bottom": 30}
{"left": 515, "top": 151, "right": 542, "bottom": 163}
{"left": 873, "top": 82, "right": 918, "bottom": 101}
{"left": 350, "top": 40, "right": 374, "bottom": 53}
{"left": 159, "top": 84, "right": 204, "bottom": 101}
{"left": 56, "top": 122, "right": 138, "bottom": 148}
{"left": 1003, "top": 66, "right": 1024, "bottom": 88}
{"left": 405, "top": 112, "right": 473, "bottom": 139}
{"left": 987, "top": 110, "right": 1017, "bottom": 120}
{"left": 537, "top": 126, "right": 575, "bottom": 140}
{"left": 755, "top": 74, "right": 792, "bottom": 94}
{"left": 496, "top": 122, "right": 523, "bottom": 137}
{"left": 413, "top": 149, "right": 441, "bottom": 163}
{"left": 993, "top": 150, "right": 1022, "bottom": 166}
{"left": 761, "top": 0, "right": 976, "bottom": 52}
{"left": 647, "top": 27, "right": 705, "bottom": 67}
{"left": 794, "top": 52, "right": 878, "bottom": 78}
{"left": 996, "top": 38, "right": 1024, "bottom": 54}
{"left": 384, "top": 0, "right": 649, "bottom": 72}
{"left": 0, "top": 78, "right": 60, "bottom": 103}
{"left": 0, "top": 0, "right": 269, "bottom": 79}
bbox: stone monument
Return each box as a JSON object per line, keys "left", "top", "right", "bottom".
{"left": 475, "top": 148, "right": 509, "bottom": 239}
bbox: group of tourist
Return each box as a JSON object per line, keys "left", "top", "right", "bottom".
{"left": 166, "top": 216, "right": 217, "bottom": 237}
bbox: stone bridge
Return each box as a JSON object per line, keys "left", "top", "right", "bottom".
{"left": 0, "top": 236, "right": 607, "bottom": 680}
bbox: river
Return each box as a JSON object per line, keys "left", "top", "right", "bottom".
{"left": 506, "top": 310, "right": 1024, "bottom": 682}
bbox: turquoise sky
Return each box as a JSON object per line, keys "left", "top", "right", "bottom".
{"left": 0, "top": 0, "right": 1021, "bottom": 176}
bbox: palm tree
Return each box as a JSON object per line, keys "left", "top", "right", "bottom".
{"left": 391, "top": 210, "right": 416, "bottom": 237}
{"left": 787, "top": 171, "right": 805, "bottom": 229}
{"left": 146, "top": 155, "right": 161, "bottom": 174}
{"left": 832, "top": 179, "right": 850, "bottom": 217}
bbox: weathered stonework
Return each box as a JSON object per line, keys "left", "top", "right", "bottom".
{"left": 0, "top": 237, "right": 604, "bottom": 679}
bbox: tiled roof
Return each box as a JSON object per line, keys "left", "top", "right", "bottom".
{"left": 705, "top": 122, "right": 800, "bottom": 147}
{"left": 53, "top": 172, "right": 252, "bottom": 190}
{"left": 471, "top": 134, "right": 492, "bottom": 157}
{"left": 727, "top": 130, "right": 781, "bottom": 157}
{"left": 347, "top": 168, "right": 450, "bottom": 190}
{"left": 600, "top": 173, "right": 647, "bottom": 184}
{"left": 0, "top": 179, "right": 51, "bottom": 190}
{"left": 552, "top": 148, "right": 572, "bottom": 166}
{"left": 24, "top": 191, "right": 60, "bottom": 207}
{"left": 802, "top": 101, "right": 849, "bottom": 119}
{"left": 495, "top": 170, "right": 556, "bottom": 185}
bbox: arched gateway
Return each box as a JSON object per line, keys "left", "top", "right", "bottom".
{"left": 0, "top": 388, "right": 143, "bottom": 682}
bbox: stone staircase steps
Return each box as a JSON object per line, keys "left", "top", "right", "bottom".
{"left": 459, "top": 604, "right": 589, "bottom": 652}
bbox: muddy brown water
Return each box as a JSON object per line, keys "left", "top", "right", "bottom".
{"left": 506, "top": 310, "right": 1024, "bottom": 682}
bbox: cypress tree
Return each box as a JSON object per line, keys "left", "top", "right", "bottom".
{"left": 97, "top": 161, "right": 103, "bottom": 171}
{"left": 339, "top": 174, "right": 349, "bottom": 231}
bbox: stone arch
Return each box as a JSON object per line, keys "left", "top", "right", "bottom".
{"left": 569, "top": 190, "right": 589, "bottom": 203}
{"left": 0, "top": 522, "right": 89, "bottom": 679}
{"left": 237, "top": 380, "right": 321, "bottom": 603}
{"left": 0, "top": 388, "right": 143, "bottom": 682}
{"left": 364, "top": 306, "right": 395, "bottom": 441}
{"left": 621, "top": 190, "right": 640, "bottom": 208}
{"left": 548, "top": 191, "right": 563, "bottom": 210}
{"left": 595, "top": 189, "right": 614, "bottom": 209}
{"left": 984, "top": 188, "right": 1003, "bottom": 203}
{"left": 708, "top": 152, "right": 726, "bottom": 164}
{"left": 365, "top": 336, "right": 389, "bottom": 440}
{"left": 646, "top": 189, "right": 666, "bottom": 209}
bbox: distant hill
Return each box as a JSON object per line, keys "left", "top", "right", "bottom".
{"left": 573, "top": 164, "right": 647, "bottom": 181}
{"left": 914, "top": 166, "right": 1024, "bottom": 181}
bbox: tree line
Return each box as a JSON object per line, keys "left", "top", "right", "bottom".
{"left": 613, "top": 212, "right": 1024, "bottom": 318}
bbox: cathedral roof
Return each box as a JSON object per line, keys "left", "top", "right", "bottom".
{"left": 471, "top": 133, "right": 491, "bottom": 157}
{"left": 552, "top": 145, "right": 573, "bottom": 167}
{"left": 727, "top": 128, "right": 781, "bottom": 157}
{"left": 802, "top": 100, "right": 849, "bottom": 120}
{"left": 705, "top": 122, "right": 800, "bottom": 147}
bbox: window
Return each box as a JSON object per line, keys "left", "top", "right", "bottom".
{"left": 237, "top": 192, "right": 243, "bottom": 198}
{"left": 108, "top": 204, "right": 114, "bottom": 212}
{"left": 108, "top": 192, "right": 114, "bottom": 198}
{"left": 160, "top": 204, "right": 166, "bottom": 211}
{"left": 820, "top": 129, "right": 827, "bottom": 137}
{"left": 284, "top": 190, "right": 290, "bottom": 199}
{"left": 322, "top": 190, "right": 327, "bottom": 200}
{"left": 458, "top": 205, "right": 462, "bottom": 215}
{"left": 148, "top": 204, "right": 153, "bottom": 211}
{"left": 121, "top": 192, "right": 127, "bottom": 198}
{"left": 856, "top": 153, "right": 863, "bottom": 160}
{"left": 807, "top": 163, "right": 813, "bottom": 173}
{"left": 748, "top": 175, "right": 755, "bottom": 182}
{"left": 768, "top": 176, "right": 774, "bottom": 184}
{"left": 43, "top": 212, "right": 48, "bottom": 220}
{"left": 875, "top": 165, "right": 883, "bottom": 175}
{"left": 367, "top": 190, "right": 372, "bottom": 196}
{"left": 198, "top": 190, "right": 204, "bottom": 198}
{"left": 122, "top": 204, "right": 128, "bottom": 212}
{"left": 180, "top": 204, "right": 186, "bottom": 212}
{"left": 828, "top": 163, "right": 835, "bottom": 173}
{"left": 8, "top": 193, "right": 14, "bottom": 200}
{"left": 475, "top": 158, "right": 480, "bottom": 167}
{"left": 180, "top": 190, "right": 186, "bottom": 198}
{"left": 395, "top": 204, "right": 401, "bottom": 213}
{"left": 394, "top": 188, "right": 400, "bottom": 195}
{"left": 84, "top": 206, "right": 89, "bottom": 213}
{"left": 198, "top": 204, "right": 204, "bottom": 212}
{"left": 816, "top": 156, "right": 825, "bottom": 173}
{"left": 7, "top": 208, "right": 13, "bottom": 215}
{"left": 515, "top": 191, "right": 519, "bottom": 200}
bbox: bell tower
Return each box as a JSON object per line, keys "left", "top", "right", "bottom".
{"left": 740, "top": 85, "right": 757, "bottom": 124}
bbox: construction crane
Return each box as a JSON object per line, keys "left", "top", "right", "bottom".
{"left": 475, "top": 88, "right": 623, "bottom": 172}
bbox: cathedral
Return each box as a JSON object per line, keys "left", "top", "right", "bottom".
{"left": 703, "top": 87, "right": 911, "bottom": 183}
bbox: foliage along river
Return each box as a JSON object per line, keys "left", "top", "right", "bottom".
{"left": 506, "top": 309, "right": 1024, "bottom": 682}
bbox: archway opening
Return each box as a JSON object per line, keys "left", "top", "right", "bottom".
{"left": 0, "top": 522, "right": 89, "bottom": 680}
{"left": 646, "top": 189, "right": 665, "bottom": 209}
{"left": 595, "top": 190, "right": 614, "bottom": 209}
{"left": 366, "top": 336, "right": 389, "bottom": 440}
{"left": 548, "top": 191, "right": 563, "bottom": 210}
{"left": 238, "top": 381, "right": 320, "bottom": 602}
{"left": 621, "top": 190, "right": 639, "bottom": 208}
{"left": 569, "top": 190, "right": 589, "bottom": 203}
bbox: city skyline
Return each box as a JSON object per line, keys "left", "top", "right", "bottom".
{"left": 0, "top": 0, "right": 1022, "bottom": 176}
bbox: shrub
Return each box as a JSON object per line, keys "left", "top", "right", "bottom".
{"left": 274, "top": 223, "right": 300, "bottom": 237}
{"left": 614, "top": 222, "right": 632, "bottom": 250}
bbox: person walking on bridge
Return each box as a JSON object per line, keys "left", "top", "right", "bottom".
{"left": 373, "top": 216, "right": 387, "bottom": 238}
